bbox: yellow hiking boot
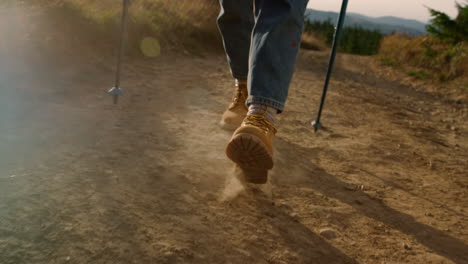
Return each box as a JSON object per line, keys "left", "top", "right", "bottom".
{"left": 220, "top": 81, "right": 248, "bottom": 130}
{"left": 225, "top": 114, "right": 277, "bottom": 184}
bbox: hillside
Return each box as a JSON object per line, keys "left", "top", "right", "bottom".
{"left": 306, "top": 9, "right": 427, "bottom": 36}
{"left": 362, "top": 15, "right": 427, "bottom": 32}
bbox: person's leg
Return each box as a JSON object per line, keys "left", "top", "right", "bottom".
{"left": 247, "top": 0, "right": 309, "bottom": 113}
{"left": 225, "top": 0, "right": 309, "bottom": 184}
{"left": 217, "top": 0, "right": 254, "bottom": 81}
{"left": 217, "top": 0, "right": 255, "bottom": 129}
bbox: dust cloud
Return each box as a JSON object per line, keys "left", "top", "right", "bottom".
{"left": 220, "top": 166, "right": 273, "bottom": 201}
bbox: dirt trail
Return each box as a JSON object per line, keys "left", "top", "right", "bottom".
{"left": 1, "top": 7, "right": 467, "bottom": 264}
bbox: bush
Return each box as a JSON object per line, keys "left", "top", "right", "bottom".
{"left": 379, "top": 34, "right": 467, "bottom": 80}
{"left": 379, "top": 3, "right": 468, "bottom": 82}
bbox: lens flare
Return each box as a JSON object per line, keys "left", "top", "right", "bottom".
{"left": 140, "top": 37, "right": 161, "bottom": 58}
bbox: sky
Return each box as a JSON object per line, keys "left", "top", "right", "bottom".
{"left": 307, "top": 0, "right": 461, "bottom": 22}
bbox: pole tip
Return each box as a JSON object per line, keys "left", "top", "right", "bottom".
{"left": 108, "top": 87, "right": 124, "bottom": 104}
{"left": 311, "top": 120, "right": 322, "bottom": 133}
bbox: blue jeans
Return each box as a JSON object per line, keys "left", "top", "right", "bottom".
{"left": 217, "top": 0, "right": 309, "bottom": 112}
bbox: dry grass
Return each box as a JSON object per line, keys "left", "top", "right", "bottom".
{"left": 379, "top": 34, "right": 468, "bottom": 81}
{"left": 301, "top": 33, "right": 327, "bottom": 51}
{"left": 58, "top": 0, "right": 221, "bottom": 55}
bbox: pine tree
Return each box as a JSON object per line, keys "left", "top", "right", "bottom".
{"left": 303, "top": 19, "right": 383, "bottom": 55}
{"left": 426, "top": 2, "right": 468, "bottom": 43}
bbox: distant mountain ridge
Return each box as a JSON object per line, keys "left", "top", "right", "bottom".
{"left": 305, "top": 9, "right": 427, "bottom": 36}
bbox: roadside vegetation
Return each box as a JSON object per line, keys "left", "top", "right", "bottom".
{"left": 303, "top": 19, "right": 383, "bottom": 55}
{"left": 379, "top": 3, "right": 467, "bottom": 85}
{"left": 16, "top": 0, "right": 220, "bottom": 56}
{"left": 80, "top": 0, "right": 219, "bottom": 54}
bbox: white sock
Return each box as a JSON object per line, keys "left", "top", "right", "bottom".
{"left": 248, "top": 104, "right": 277, "bottom": 125}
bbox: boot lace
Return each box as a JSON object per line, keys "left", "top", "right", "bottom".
{"left": 243, "top": 114, "right": 277, "bottom": 135}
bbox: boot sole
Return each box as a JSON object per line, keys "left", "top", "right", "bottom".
{"left": 226, "top": 133, "right": 273, "bottom": 184}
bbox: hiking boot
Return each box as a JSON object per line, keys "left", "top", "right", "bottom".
{"left": 220, "top": 80, "right": 248, "bottom": 130}
{"left": 225, "top": 114, "right": 277, "bottom": 184}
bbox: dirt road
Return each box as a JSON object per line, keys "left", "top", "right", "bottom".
{"left": 1, "top": 7, "right": 467, "bottom": 264}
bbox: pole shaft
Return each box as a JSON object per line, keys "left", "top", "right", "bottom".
{"left": 114, "top": 0, "right": 129, "bottom": 89}
{"left": 314, "top": 0, "right": 348, "bottom": 127}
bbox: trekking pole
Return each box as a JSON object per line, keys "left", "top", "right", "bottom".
{"left": 312, "top": 0, "right": 349, "bottom": 132}
{"left": 108, "top": 0, "right": 130, "bottom": 104}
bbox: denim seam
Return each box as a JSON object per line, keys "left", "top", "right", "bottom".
{"left": 246, "top": 95, "right": 285, "bottom": 112}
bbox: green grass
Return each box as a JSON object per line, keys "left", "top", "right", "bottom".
{"left": 380, "top": 56, "right": 397, "bottom": 67}
{"left": 406, "top": 70, "right": 430, "bottom": 79}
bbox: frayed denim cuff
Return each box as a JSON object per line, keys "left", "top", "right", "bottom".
{"left": 246, "top": 95, "right": 285, "bottom": 113}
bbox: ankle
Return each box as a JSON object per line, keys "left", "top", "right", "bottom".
{"left": 247, "top": 104, "right": 277, "bottom": 125}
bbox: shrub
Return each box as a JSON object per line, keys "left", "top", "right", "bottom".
{"left": 379, "top": 34, "right": 467, "bottom": 80}
{"left": 378, "top": 3, "right": 468, "bottom": 82}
